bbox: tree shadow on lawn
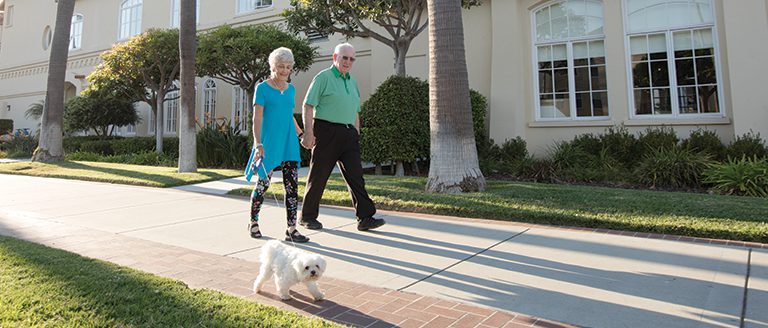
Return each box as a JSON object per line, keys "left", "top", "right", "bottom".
{"left": 51, "top": 161, "right": 233, "bottom": 187}
{"left": 0, "top": 235, "right": 330, "bottom": 327}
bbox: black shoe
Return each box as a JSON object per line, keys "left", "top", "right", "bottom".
{"left": 357, "top": 217, "right": 386, "bottom": 231}
{"left": 249, "top": 223, "right": 262, "bottom": 239}
{"left": 285, "top": 229, "right": 310, "bottom": 243}
{"left": 299, "top": 218, "right": 323, "bottom": 230}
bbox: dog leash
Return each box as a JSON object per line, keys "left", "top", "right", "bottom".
{"left": 256, "top": 155, "right": 298, "bottom": 248}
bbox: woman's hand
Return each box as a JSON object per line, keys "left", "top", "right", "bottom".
{"left": 254, "top": 143, "right": 264, "bottom": 158}
{"left": 301, "top": 132, "right": 315, "bottom": 149}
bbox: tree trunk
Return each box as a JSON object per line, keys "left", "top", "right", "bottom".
{"left": 375, "top": 163, "right": 383, "bottom": 175}
{"left": 425, "top": 0, "right": 485, "bottom": 193}
{"left": 33, "top": 0, "right": 76, "bottom": 163}
{"left": 178, "top": 0, "right": 198, "bottom": 172}
{"left": 395, "top": 161, "right": 405, "bottom": 176}
{"left": 393, "top": 39, "right": 410, "bottom": 76}
{"left": 155, "top": 92, "right": 165, "bottom": 154}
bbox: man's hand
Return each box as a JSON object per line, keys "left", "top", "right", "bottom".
{"left": 301, "top": 132, "right": 315, "bottom": 149}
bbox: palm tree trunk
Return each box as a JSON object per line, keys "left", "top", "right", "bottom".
{"left": 178, "top": 0, "right": 198, "bottom": 172}
{"left": 425, "top": 0, "right": 485, "bottom": 193}
{"left": 33, "top": 0, "right": 76, "bottom": 162}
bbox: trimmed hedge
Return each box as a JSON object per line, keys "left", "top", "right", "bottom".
{"left": 0, "top": 119, "right": 12, "bottom": 135}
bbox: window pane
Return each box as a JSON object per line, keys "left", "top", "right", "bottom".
{"left": 648, "top": 34, "right": 667, "bottom": 60}
{"left": 650, "top": 61, "right": 669, "bottom": 86}
{"left": 538, "top": 46, "right": 552, "bottom": 63}
{"left": 632, "top": 62, "right": 650, "bottom": 88}
{"left": 554, "top": 69, "right": 569, "bottom": 92}
{"left": 576, "top": 92, "right": 592, "bottom": 117}
{"left": 693, "top": 29, "right": 714, "bottom": 56}
{"left": 574, "top": 67, "right": 589, "bottom": 91}
{"left": 592, "top": 91, "right": 609, "bottom": 116}
{"left": 652, "top": 88, "right": 672, "bottom": 114}
{"left": 678, "top": 86, "right": 699, "bottom": 113}
{"left": 589, "top": 40, "right": 605, "bottom": 64}
{"left": 673, "top": 30, "right": 693, "bottom": 58}
{"left": 668, "top": 2, "right": 691, "bottom": 27}
{"left": 552, "top": 44, "right": 567, "bottom": 68}
{"left": 539, "top": 70, "right": 554, "bottom": 93}
{"left": 552, "top": 16, "right": 568, "bottom": 39}
{"left": 635, "top": 89, "right": 652, "bottom": 115}
{"left": 555, "top": 94, "right": 570, "bottom": 118}
{"left": 573, "top": 42, "right": 588, "bottom": 66}
{"left": 630, "top": 35, "right": 648, "bottom": 61}
{"left": 699, "top": 85, "right": 719, "bottom": 113}
{"left": 676, "top": 59, "right": 695, "bottom": 85}
{"left": 591, "top": 66, "right": 607, "bottom": 90}
{"left": 696, "top": 57, "right": 716, "bottom": 84}
{"left": 540, "top": 95, "right": 556, "bottom": 118}
{"left": 692, "top": 0, "right": 714, "bottom": 25}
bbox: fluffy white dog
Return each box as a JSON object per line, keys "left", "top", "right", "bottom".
{"left": 252, "top": 240, "right": 326, "bottom": 301}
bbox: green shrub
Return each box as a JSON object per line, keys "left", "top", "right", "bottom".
{"left": 197, "top": 121, "right": 249, "bottom": 168}
{"left": 638, "top": 126, "right": 678, "bottom": 156}
{"left": 111, "top": 137, "right": 156, "bottom": 155}
{"left": 499, "top": 137, "right": 528, "bottom": 163}
{"left": 634, "top": 146, "right": 712, "bottom": 189}
{"left": 80, "top": 140, "right": 115, "bottom": 155}
{"left": 65, "top": 151, "right": 177, "bottom": 166}
{"left": 64, "top": 151, "right": 103, "bottom": 162}
{"left": 681, "top": 128, "right": 726, "bottom": 161}
{"left": 600, "top": 125, "right": 640, "bottom": 167}
{"left": 0, "top": 119, "right": 12, "bottom": 135}
{"left": 570, "top": 133, "right": 603, "bottom": 157}
{"left": 726, "top": 131, "right": 767, "bottom": 160}
{"left": 704, "top": 156, "right": 768, "bottom": 198}
{"left": 512, "top": 156, "right": 555, "bottom": 182}
{"left": 1, "top": 135, "right": 37, "bottom": 158}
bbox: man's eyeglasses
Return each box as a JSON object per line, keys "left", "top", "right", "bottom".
{"left": 340, "top": 55, "right": 356, "bottom": 62}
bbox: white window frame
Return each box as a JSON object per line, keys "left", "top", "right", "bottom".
{"left": 170, "top": 0, "right": 199, "bottom": 28}
{"left": 164, "top": 90, "right": 179, "bottom": 133}
{"left": 531, "top": 0, "right": 609, "bottom": 121}
{"left": 232, "top": 86, "right": 250, "bottom": 132}
{"left": 69, "top": 14, "right": 84, "bottom": 51}
{"left": 622, "top": 0, "right": 724, "bottom": 119}
{"left": 203, "top": 79, "right": 217, "bottom": 127}
{"left": 118, "top": 0, "right": 142, "bottom": 40}
{"left": 236, "top": 0, "right": 273, "bottom": 15}
{"left": 5, "top": 5, "right": 13, "bottom": 27}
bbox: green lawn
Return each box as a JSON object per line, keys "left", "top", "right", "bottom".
{"left": 231, "top": 174, "right": 768, "bottom": 243}
{"left": 0, "top": 236, "right": 342, "bottom": 328}
{"left": 0, "top": 161, "right": 241, "bottom": 187}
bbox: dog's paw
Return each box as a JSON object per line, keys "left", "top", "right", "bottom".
{"left": 312, "top": 293, "right": 325, "bottom": 302}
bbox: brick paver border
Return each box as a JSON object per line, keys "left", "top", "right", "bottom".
{"left": 0, "top": 214, "right": 577, "bottom": 328}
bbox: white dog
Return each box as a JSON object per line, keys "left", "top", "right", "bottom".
{"left": 252, "top": 240, "right": 326, "bottom": 301}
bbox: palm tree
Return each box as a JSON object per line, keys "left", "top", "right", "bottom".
{"left": 178, "top": 0, "right": 197, "bottom": 172}
{"left": 33, "top": 0, "right": 76, "bottom": 162}
{"left": 425, "top": 0, "right": 485, "bottom": 193}
{"left": 25, "top": 101, "right": 44, "bottom": 121}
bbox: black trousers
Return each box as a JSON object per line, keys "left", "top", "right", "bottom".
{"left": 301, "top": 119, "right": 376, "bottom": 221}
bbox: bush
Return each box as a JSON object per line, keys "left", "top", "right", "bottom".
{"left": 634, "top": 146, "right": 712, "bottom": 189}
{"left": 196, "top": 121, "right": 249, "bottom": 168}
{"left": 681, "top": 128, "right": 726, "bottom": 161}
{"left": 499, "top": 137, "right": 528, "bottom": 163}
{"left": 80, "top": 140, "right": 115, "bottom": 155}
{"left": 0, "top": 119, "right": 12, "bottom": 135}
{"left": 600, "top": 125, "right": 640, "bottom": 167}
{"left": 704, "top": 156, "right": 768, "bottom": 198}
{"left": 65, "top": 151, "right": 177, "bottom": 167}
{"left": 1, "top": 135, "right": 37, "bottom": 158}
{"left": 570, "top": 133, "right": 603, "bottom": 157}
{"left": 64, "top": 151, "right": 103, "bottom": 162}
{"left": 726, "top": 131, "right": 767, "bottom": 160}
{"left": 111, "top": 137, "right": 157, "bottom": 155}
{"left": 638, "top": 126, "right": 678, "bottom": 156}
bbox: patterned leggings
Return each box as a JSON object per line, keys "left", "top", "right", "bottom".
{"left": 250, "top": 161, "right": 299, "bottom": 228}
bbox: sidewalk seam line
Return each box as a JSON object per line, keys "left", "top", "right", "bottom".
{"left": 739, "top": 247, "right": 752, "bottom": 328}
{"left": 116, "top": 210, "right": 245, "bottom": 234}
{"left": 396, "top": 228, "right": 531, "bottom": 292}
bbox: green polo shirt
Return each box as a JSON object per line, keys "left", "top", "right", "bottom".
{"left": 303, "top": 66, "right": 361, "bottom": 125}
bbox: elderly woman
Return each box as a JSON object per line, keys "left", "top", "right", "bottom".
{"left": 248, "top": 47, "right": 308, "bottom": 243}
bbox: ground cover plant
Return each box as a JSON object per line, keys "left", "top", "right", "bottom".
{"left": 230, "top": 174, "right": 768, "bottom": 243}
{"left": 0, "top": 236, "right": 341, "bottom": 328}
{"left": 0, "top": 161, "right": 240, "bottom": 187}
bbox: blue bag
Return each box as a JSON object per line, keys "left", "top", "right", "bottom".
{"left": 244, "top": 148, "right": 263, "bottom": 182}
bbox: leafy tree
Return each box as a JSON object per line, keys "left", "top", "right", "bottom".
{"left": 33, "top": 0, "right": 75, "bottom": 162}
{"left": 425, "top": 0, "right": 485, "bottom": 193}
{"left": 196, "top": 24, "right": 316, "bottom": 138}
{"left": 64, "top": 90, "right": 139, "bottom": 139}
{"left": 178, "top": 0, "right": 198, "bottom": 173}
{"left": 87, "top": 28, "right": 180, "bottom": 154}
{"left": 282, "top": 0, "right": 479, "bottom": 76}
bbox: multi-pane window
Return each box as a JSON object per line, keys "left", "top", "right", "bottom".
{"left": 6, "top": 5, "right": 14, "bottom": 27}
{"left": 119, "top": 0, "right": 142, "bottom": 40}
{"left": 170, "top": 0, "right": 199, "bottom": 28}
{"left": 534, "top": 0, "right": 608, "bottom": 120}
{"left": 233, "top": 86, "right": 250, "bottom": 131}
{"left": 236, "top": 0, "right": 273, "bottom": 14}
{"left": 69, "top": 14, "right": 83, "bottom": 50}
{"left": 203, "top": 80, "right": 217, "bottom": 127}
{"left": 626, "top": 0, "right": 720, "bottom": 117}
{"left": 165, "top": 90, "right": 179, "bottom": 133}
{"left": 148, "top": 108, "right": 156, "bottom": 133}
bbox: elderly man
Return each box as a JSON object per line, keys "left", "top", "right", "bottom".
{"left": 299, "top": 43, "right": 386, "bottom": 232}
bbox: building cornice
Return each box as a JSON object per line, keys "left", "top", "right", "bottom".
{"left": 0, "top": 50, "right": 103, "bottom": 80}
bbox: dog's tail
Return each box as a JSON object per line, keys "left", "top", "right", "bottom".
{"left": 260, "top": 239, "right": 283, "bottom": 263}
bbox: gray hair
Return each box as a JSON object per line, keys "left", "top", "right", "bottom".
{"left": 268, "top": 47, "right": 295, "bottom": 69}
{"left": 333, "top": 43, "right": 354, "bottom": 55}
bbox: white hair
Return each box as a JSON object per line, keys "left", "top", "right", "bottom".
{"left": 333, "top": 43, "right": 355, "bottom": 55}
{"left": 268, "top": 47, "right": 295, "bottom": 69}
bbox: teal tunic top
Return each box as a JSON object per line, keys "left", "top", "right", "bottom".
{"left": 303, "top": 66, "right": 361, "bottom": 125}
{"left": 253, "top": 81, "right": 301, "bottom": 179}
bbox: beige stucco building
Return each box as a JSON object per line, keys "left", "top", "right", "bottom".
{"left": 1, "top": 0, "right": 766, "bottom": 155}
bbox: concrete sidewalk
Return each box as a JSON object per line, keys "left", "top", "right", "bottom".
{"left": 1, "top": 173, "right": 767, "bottom": 328}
